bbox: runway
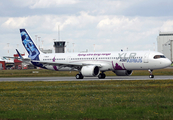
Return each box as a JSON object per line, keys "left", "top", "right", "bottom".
{"left": 0, "top": 75, "right": 173, "bottom": 82}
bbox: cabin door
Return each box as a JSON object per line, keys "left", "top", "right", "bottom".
{"left": 67, "top": 56, "right": 71, "bottom": 63}
{"left": 144, "top": 53, "right": 150, "bottom": 63}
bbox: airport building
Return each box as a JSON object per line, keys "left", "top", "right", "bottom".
{"left": 54, "top": 41, "right": 66, "bottom": 53}
{"left": 0, "top": 61, "right": 6, "bottom": 70}
{"left": 39, "top": 41, "right": 66, "bottom": 53}
{"left": 157, "top": 32, "right": 173, "bottom": 62}
{"left": 14, "top": 53, "right": 26, "bottom": 69}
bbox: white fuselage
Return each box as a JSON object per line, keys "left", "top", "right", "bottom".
{"left": 39, "top": 51, "right": 171, "bottom": 71}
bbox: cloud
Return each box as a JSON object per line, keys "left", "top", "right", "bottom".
{"left": 2, "top": 17, "right": 27, "bottom": 29}
{"left": 121, "top": 0, "right": 173, "bottom": 16}
{"left": 97, "top": 16, "right": 141, "bottom": 32}
{"left": 59, "top": 11, "right": 97, "bottom": 30}
{"left": 1, "top": 0, "right": 173, "bottom": 56}
{"left": 1, "top": 0, "right": 173, "bottom": 18}
{"left": 160, "top": 20, "right": 173, "bottom": 32}
{"left": 1, "top": 11, "right": 96, "bottom": 33}
{"left": 30, "top": 0, "right": 79, "bottom": 9}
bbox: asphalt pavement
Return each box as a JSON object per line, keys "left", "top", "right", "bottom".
{"left": 0, "top": 75, "right": 173, "bottom": 82}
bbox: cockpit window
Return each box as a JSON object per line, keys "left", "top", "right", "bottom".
{"left": 154, "top": 55, "right": 166, "bottom": 59}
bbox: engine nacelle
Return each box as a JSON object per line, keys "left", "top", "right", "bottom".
{"left": 113, "top": 70, "right": 133, "bottom": 76}
{"left": 81, "top": 66, "right": 99, "bottom": 77}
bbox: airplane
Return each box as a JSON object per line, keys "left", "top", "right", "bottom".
{"left": 18, "top": 29, "right": 171, "bottom": 79}
{"left": 4, "top": 54, "right": 32, "bottom": 66}
{"left": 0, "top": 57, "right": 14, "bottom": 63}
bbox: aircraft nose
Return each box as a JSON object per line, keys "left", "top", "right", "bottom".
{"left": 165, "top": 59, "right": 172, "bottom": 67}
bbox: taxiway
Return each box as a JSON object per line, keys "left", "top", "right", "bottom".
{"left": 0, "top": 76, "right": 173, "bottom": 82}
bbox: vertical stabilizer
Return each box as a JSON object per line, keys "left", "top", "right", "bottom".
{"left": 20, "top": 29, "right": 42, "bottom": 60}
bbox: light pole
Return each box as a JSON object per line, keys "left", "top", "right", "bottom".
{"left": 72, "top": 43, "right": 75, "bottom": 53}
{"left": 7, "top": 43, "right": 9, "bottom": 55}
{"left": 93, "top": 44, "right": 95, "bottom": 52}
{"left": 38, "top": 37, "right": 41, "bottom": 49}
{"left": 35, "top": 35, "right": 37, "bottom": 45}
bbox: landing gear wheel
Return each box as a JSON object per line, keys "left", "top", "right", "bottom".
{"left": 149, "top": 75, "right": 154, "bottom": 78}
{"left": 148, "top": 69, "right": 154, "bottom": 78}
{"left": 98, "top": 73, "right": 106, "bottom": 79}
{"left": 76, "top": 74, "right": 83, "bottom": 79}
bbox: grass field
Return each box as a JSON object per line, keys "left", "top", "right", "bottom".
{"left": 0, "top": 68, "right": 173, "bottom": 77}
{"left": 0, "top": 80, "right": 173, "bottom": 120}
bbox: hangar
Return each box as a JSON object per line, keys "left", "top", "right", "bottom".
{"left": 157, "top": 32, "right": 173, "bottom": 62}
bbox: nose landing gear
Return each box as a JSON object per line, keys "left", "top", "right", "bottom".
{"left": 148, "top": 69, "right": 154, "bottom": 78}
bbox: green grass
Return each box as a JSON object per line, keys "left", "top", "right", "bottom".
{"left": 0, "top": 68, "right": 173, "bottom": 77}
{"left": 0, "top": 69, "right": 79, "bottom": 77}
{"left": 0, "top": 80, "right": 173, "bottom": 120}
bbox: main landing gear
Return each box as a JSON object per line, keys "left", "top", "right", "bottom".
{"left": 148, "top": 69, "right": 154, "bottom": 78}
{"left": 76, "top": 72, "right": 106, "bottom": 79}
{"left": 76, "top": 73, "right": 83, "bottom": 79}
{"left": 98, "top": 72, "right": 106, "bottom": 79}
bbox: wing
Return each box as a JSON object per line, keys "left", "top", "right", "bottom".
{"left": 32, "top": 60, "right": 102, "bottom": 69}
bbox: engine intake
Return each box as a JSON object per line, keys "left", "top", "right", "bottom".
{"left": 81, "top": 65, "right": 99, "bottom": 77}
{"left": 113, "top": 70, "right": 133, "bottom": 76}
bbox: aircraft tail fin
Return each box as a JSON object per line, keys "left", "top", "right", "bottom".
{"left": 16, "top": 49, "right": 31, "bottom": 61}
{"left": 19, "top": 29, "right": 43, "bottom": 60}
{"left": 16, "top": 49, "right": 24, "bottom": 60}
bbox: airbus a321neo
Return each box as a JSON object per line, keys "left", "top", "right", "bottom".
{"left": 17, "top": 29, "right": 171, "bottom": 79}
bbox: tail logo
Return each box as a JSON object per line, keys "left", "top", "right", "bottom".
{"left": 20, "top": 29, "right": 40, "bottom": 60}
{"left": 53, "top": 57, "right": 58, "bottom": 71}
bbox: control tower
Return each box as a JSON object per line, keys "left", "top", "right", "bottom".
{"left": 54, "top": 41, "right": 66, "bottom": 53}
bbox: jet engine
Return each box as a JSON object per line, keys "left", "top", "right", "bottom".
{"left": 113, "top": 70, "right": 133, "bottom": 76}
{"left": 81, "top": 65, "right": 99, "bottom": 77}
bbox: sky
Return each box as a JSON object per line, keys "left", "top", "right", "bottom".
{"left": 1, "top": 0, "right": 173, "bottom": 57}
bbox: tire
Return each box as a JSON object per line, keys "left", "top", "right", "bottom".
{"left": 98, "top": 73, "right": 106, "bottom": 79}
{"left": 76, "top": 74, "right": 80, "bottom": 79}
{"left": 76, "top": 74, "right": 83, "bottom": 79}
{"left": 149, "top": 75, "right": 154, "bottom": 78}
